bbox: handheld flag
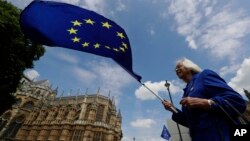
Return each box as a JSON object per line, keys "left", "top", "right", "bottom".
{"left": 161, "top": 125, "right": 171, "bottom": 140}
{"left": 20, "top": 0, "right": 141, "bottom": 81}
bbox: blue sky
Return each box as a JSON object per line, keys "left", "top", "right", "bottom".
{"left": 8, "top": 0, "right": 250, "bottom": 140}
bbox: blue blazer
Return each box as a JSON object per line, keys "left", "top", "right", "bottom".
{"left": 172, "top": 69, "right": 246, "bottom": 141}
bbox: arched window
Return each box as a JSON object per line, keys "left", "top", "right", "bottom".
{"left": 106, "top": 108, "right": 111, "bottom": 124}
{"left": 13, "top": 98, "right": 22, "bottom": 107}
{"left": 0, "top": 118, "right": 7, "bottom": 130}
{"left": 67, "top": 108, "right": 76, "bottom": 120}
{"left": 0, "top": 112, "right": 11, "bottom": 129}
{"left": 96, "top": 105, "right": 104, "bottom": 122}
{"left": 22, "top": 101, "right": 34, "bottom": 110}
{"left": 93, "top": 132, "right": 102, "bottom": 141}
{"left": 113, "top": 136, "right": 118, "bottom": 141}
{"left": 0, "top": 118, "right": 4, "bottom": 129}
{"left": 37, "top": 90, "right": 41, "bottom": 95}
{"left": 57, "top": 108, "right": 66, "bottom": 119}
{"left": 84, "top": 104, "right": 91, "bottom": 120}
{"left": 71, "top": 130, "right": 84, "bottom": 141}
{"left": 2, "top": 112, "right": 11, "bottom": 120}
{"left": 3, "top": 115, "right": 25, "bottom": 139}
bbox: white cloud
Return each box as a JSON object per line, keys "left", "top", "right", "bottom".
{"left": 7, "top": 0, "right": 80, "bottom": 9}
{"left": 50, "top": 0, "right": 80, "bottom": 5}
{"left": 55, "top": 52, "right": 79, "bottom": 64}
{"left": 205, "top": 6, "right": 213, "bottom": 16}
{"left": 24, "top": 69, "right": 40, "bottom": 80}
{"left": 135, "top": 80, "right": 182, "bottom": 100}
{"left": 81, "top": 0, "right": 106, "bottom": 15}
{"left": 167, "top": 0, "right": 250, "bottom": 60}
{"left": 72, "top": 66, "right": 97, "bottom": 83}
{"left": 90, "top": 61, "right": 133, "bottom": 96}
{"left": 116, "top": 0, "right": 126, "bottom": 11}
{"left": 149, "top": 28, "right": 156, "bottom": 36}
{"left": 186, "top": 36, "right": 197, "bottom": 49}
{"left": 7, "top": 0, "right": 33, "bottom": 9}
{"left": 130, "top": 118, "right": 156, "bottom": 128}
{"left": 228, "top": 57, "right": 250, "bottom": 94}
{"left": 147, "top": 24, "right": 156, "bottom": 36}
{"left": 70, "top": 60, "right": 133, "bottom": 103}
{"left": 219, "top": 64, "right": 240, "bottom": 77}
{"left": 169, "top": 0, "right": 202, "bottom": 35}
{"left": 7, "top": 0, "right": 107, "bottom": 15}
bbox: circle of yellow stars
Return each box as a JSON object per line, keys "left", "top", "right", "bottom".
{"left": 67, "top": 19, "right": 128, "bottom": 53}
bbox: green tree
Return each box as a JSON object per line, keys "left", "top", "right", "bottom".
{"left": 0, "top": 0, "right": 45, "bottom": 115}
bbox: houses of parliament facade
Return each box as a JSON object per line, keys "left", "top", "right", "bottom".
{"left": 0, "top": 76, "right": 122, "bottom": 141}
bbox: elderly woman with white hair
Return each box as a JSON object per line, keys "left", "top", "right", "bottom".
{"left": 162, "top": 58, "right": 246, "bottom": 141}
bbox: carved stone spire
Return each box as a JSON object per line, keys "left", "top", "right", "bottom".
{"left": 117, "top": 109, "right": 122, "bottom": 119}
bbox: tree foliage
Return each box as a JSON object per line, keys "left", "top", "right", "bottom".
{"left": 0, "top": 0, "right": 45, "bottom": 115}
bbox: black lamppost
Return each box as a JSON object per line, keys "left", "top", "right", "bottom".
{"left": 165, "top": 80, "right": 183, "bottom": 141}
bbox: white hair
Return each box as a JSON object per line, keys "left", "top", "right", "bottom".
{"left": 176, "top": 57, "right": 202, "bottom": 73}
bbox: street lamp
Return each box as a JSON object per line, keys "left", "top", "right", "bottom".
{"left": 164, "top": 80, "right": 183, "bottom": 141}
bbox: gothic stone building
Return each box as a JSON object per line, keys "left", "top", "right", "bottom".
{"left": 0, "top": 76, "right": 122, "bottom": 141}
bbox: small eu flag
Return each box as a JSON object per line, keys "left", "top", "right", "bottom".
{"left": 161, "top": 125, "right": 171, "bottom": 140}
{"left": 20, "top": 0, "right": 141, "bottom": 81}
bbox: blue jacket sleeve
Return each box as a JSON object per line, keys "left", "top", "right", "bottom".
{"left": 202, "top": 69, "right": 246, "bottom": 119}
{"left": 172, "top": 109, "right": 189, "bottom": 127}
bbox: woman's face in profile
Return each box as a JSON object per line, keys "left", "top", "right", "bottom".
{"left": 175, "top": 63, "right": 189, "bottom": 81}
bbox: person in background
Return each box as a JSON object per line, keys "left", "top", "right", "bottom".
{"left": 162, "top": 57, "right": 246, "bottom": 141}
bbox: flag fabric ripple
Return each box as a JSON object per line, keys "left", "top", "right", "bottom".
{"left": 20, "top": 0, "right": 141, "bottom": 81}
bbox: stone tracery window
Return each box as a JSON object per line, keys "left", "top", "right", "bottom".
{"left": 72, "top": 130, "right": 84, "bottom": 141}
{"left": 93, "top": 131, "right": 102, "bottom": 141}
{"left": 3, "top": 115, "right": 25, "bottom": 139}
{"left": 0, "top": 112, "right": 11, "bottom": 130}
{"left": 0, "top": 118, "right": 7, "bottom": 130}
{"left": 2, "top": 112, "right": 11, "bottom": 120}
{"left": 84, "top": 104, "right": 91, "bottom": 120}
{"left": 22, "top": 101, "right": 34, "bottom": 110}
{"left": 96, "top": 105, "right": 104, "bottom": 122}
{"left": 106, "top": 108, "right": 111, "bottom": 124}
{"left": 13, "top": 98, "right": 22, "bottom": 107}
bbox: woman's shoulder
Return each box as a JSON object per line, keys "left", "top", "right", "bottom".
{"left": 199, "top": 69, "right": 221, "bottom": 79}
{"left": 199, "top": 69, "right": 226, "bottom": 83}
{"left": 201, "top": 69, "right": 218, "bottom": 76}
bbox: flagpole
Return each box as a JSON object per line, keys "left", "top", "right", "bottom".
{"left": 140, "top": 82, "right": 164, "bottom": 101}
{"left": 138, "top": 81, "right": 178, "bottom": 113}
{"left": 118, "top": 63, "right": 178, "bottom": 113}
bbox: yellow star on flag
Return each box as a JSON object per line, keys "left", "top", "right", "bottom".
{"left": 117, "top": 32, "right": 125, "bottom": 39}
{"left": 94, "top": 43, "right": 100, "bottom": 48}
{"left": 82, "top": 42, "right": 89, "bottom": 47}
{"left": 71, "top": 20, "right": 82, "bottom": 26}
{"left": 120, "top": 47, "right": 125, "bottom": 52}
{"left": 72, "top": 37, "right": 80, "bottom": 42}
{"left": 113, "top": 48, "right": 119, "bottom": 52}
{"left": 85, "top": 19, "right": 95, "bottom": 25}
{"left": 102, "top": 22, "right": 112, "bottom": 29}
{"left": 105, "top": 46, "right": 111, "bottom": 49}
{"left": 122, "top": 42, "right": 128, "bottom": 49}
{"left": 67, "top": 28, "right": 78, "bottom": 34}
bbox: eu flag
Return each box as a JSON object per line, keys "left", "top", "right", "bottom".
{"left": 161, "top": 125, "right": 171, "bottom": 140}
{"left": 20, "top": 0, "right": 141, "bottom": 81}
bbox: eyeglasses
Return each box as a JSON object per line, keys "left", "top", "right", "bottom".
{"left": 175, "top": 65, "right": 184, "bottom": 72}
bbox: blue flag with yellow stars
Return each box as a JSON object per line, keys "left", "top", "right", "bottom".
{"left": 20, "top": 0, "right": 141, "bottom": 81}
{"left": 161, "top": 125, "right": 171, "bottom": 140}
